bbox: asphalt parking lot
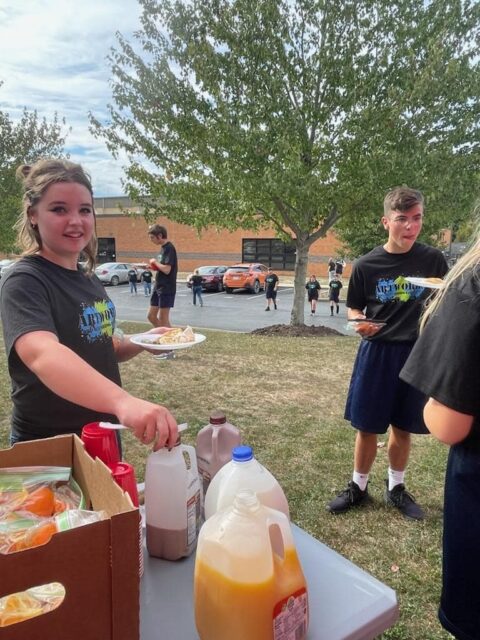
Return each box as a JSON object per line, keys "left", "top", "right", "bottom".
{"left": 108, "top": 282, "right": 350, "bottom": 334}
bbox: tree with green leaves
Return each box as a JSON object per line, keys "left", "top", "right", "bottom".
{"left": 91, "top": 0, "right": 479, "bottom": 324}
{"left": 0, "top": 89, "right": 68, "bottom": 253}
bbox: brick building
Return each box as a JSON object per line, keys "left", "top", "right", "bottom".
{"left": 94, "top": 196, "right": 351, "bottom": 278}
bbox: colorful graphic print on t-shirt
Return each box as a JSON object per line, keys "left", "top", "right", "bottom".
{"left": 79, "top": 298, "right": 116, "bottom": 343}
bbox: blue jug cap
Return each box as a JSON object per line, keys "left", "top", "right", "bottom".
{"left": 232, "top": 445, "right": 253, "bottom": 462}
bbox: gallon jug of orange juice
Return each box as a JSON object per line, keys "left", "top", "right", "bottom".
{"left": 204, "top": 445, "right": 290, "bottom": 520}
{"left": 145, "top": 436, "right": 201, "bottom": 561}
{"left": 194, "top": 489, "right": 308, "bottom": 640}
{"left": 196, "top": 410, "right": 241, "bottom": 500}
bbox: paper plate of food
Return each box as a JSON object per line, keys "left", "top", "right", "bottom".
{"left": 130, "top": 326, "right": 206, "bottom": 351}
{"left": 405, "top": 276, "right": 445, "bottom": 290}
{"left": 346, "top": 318, "right": 387, "bottom": 330}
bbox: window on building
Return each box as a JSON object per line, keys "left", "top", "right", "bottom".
{"left": 242, "top": 238, "right": 295, "bottom": 270}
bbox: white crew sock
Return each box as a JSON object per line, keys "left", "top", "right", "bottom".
{"left": 352, "top": 471, "right": 369, "bottom": 491}
{"left": 388, "top": 467, "right": 405, "bottom": 491}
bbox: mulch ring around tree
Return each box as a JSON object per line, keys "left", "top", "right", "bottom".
{"left": 251, "top": 324, "right": 344, "bottom": 338}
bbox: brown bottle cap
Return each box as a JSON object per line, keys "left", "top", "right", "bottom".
{"left": 209, "top": 410, "right": 226, "bottom": 425}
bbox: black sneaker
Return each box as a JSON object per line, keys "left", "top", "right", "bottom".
{"left": 384, "top": 481, "right": 424, "bottom": 520}
{"left": 274, "top": 304, "right": 277, "bottom": 310}
{"left": 327, "top": 480, "right": 369, "bottom": 514}
{"left": 265, "top": 307, "right": 270, "bottom": 311}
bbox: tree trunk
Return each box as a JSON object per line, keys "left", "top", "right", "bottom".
{"left": 290, "top": 241, "right": 309, "bottom": 326}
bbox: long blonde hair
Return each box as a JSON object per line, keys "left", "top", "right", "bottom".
{"left": 14, "top": 158, "right": 97, "bottom": 273}
{"left": 420, "top": 208, "right": 480, "bottom": 331}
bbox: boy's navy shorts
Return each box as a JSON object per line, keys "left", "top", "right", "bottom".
{"left": 150, "top": 290, "right": 176, "bottom": 308}
{"left": 344, "top": 339, "right": 428, "bottom": 434}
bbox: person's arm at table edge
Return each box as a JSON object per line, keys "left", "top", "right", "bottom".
{"left": 423, "top": 398, "right": 473, "bottom": 445}
{"left": 14, "top": 331, "right": 177, "bottom": 449}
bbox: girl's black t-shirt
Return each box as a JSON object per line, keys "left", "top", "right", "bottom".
{"left": 0, "top": 255, "right": 121, "bottom": 439}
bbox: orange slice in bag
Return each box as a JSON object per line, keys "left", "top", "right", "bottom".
{"left": 18, "top": 487, "right": 55, "bottom": 517}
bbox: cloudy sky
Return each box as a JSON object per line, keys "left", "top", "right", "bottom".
{"left": 0, "top": 0, "right": 142, "bottom": 196}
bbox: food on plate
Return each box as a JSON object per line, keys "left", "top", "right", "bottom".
{"left": 140, "top": 326, "right": 196, "bottom": 345}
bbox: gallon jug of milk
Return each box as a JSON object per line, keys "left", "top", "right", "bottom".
{"left": 194, "top": 489, "right": 308, "bottom": 640}
{"left": 204, "top": 445, "right": 290, "bottom": 520}
{"left": 196, "top": 410, "right": 241, "bottom": 500}
{"left": 145, "top": 436, "right": 201, "bottom": 560}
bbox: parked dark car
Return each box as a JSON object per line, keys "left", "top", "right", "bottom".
{"left": 186, "top": 266, "right": 228, "bottom": 292}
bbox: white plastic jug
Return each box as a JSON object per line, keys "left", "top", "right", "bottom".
{"left": 204, "top": 445, "right": 290, "bottom": 520}
{"left": 145, "top": 438, "right": 201, "bottom": 561}
{"left": 196, "top": 410, "right": 241, "bottom": 501}
{"left": 194, "top": 489, "right": 308, "bottom": 640}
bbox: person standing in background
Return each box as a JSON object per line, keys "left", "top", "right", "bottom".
{"left": 399, "top": 216, "right": 480, "bottom": 639}
{"left": 335, "top": 257, "right": 346, "bottom": 280}
{"left": 264, "top": 267, "right": 279, "bottom": 311}
{"left": 305, "top": 275, "right": 321, "bottom": 315}
{"left": 327, "top": 257, "right": 336, "bottom": 283}
{"left": 327, "top": 186, "right": 447, "bottom": 520}
{"left": 147, "top": 224, "right": 178, "bottom": 328}
{"left": 128, "top": 267, "right": 138, "bottom": 295}
{"left": 141, "top": 268, "right": 152, "bottom": 296}
{"left": 189, "top": 269, "right": 204, "bottom": 307}
{"left": 329, "top": 274, "right": 343, "bottom": 316}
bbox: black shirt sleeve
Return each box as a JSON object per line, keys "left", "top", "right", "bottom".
{"left": 401, "top": 275, "right": 480, "bottom": 416}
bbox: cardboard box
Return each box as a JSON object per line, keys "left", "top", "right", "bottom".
{"left": 0, "top": 434, "right": 140, "bottom": 640}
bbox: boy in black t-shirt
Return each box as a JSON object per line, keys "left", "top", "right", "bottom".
{"left": 147, "top": 224, "right": 178, "bottom": 327}
{"left": 327, "top": 186, "right": 447, "bottom": 520}
{"left": 264, "top": 268, "right": 279, "bottom": 311}
{"left": 328, "top": 275, "right": 343, "bottom": 316}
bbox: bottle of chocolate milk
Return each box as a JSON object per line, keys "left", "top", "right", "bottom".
{"left": 145, "top": 436, "right": 201, "bottom": 561}
{"left": 196, "top": 410, "right": 241, "bottom": 502}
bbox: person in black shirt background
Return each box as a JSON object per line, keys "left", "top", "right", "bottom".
{"left": 147, "top": 224, "right": 178, "bottom": 328}
{"left": 264, "top": 268, "right": 279, "bottom": 311}
{"left": 189, "top": 269, "right": 204, "bottom": 307}
{"left": 305, "top": 275, "right": 321, "bottom": 315}
{"left": 328, "top": 274, "right": 343, "bottom": 316}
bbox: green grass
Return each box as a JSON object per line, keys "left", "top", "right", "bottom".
{"left": 0, "top": 322, "right": 453, "bottom": 639}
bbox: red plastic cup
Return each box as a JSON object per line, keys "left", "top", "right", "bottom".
{"left": 81, "top": 422, "right": 121, "bottom": 466}
{"left": 108, "top": 462, "right": 139, "bottom": 507}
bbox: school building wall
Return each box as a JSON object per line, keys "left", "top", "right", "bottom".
{"left": 94, "top": 196, "right": 352, "bottom": 278}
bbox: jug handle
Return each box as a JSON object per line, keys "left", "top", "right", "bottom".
{"left": 211, "top": 424, "right": 219, "bottom": 457}
{"left": 268, "top": 522, "right": 285, "bottom": 562}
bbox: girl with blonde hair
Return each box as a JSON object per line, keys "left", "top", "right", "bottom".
{"left": 401, "top": 207, "right": 480, "bottom": 639}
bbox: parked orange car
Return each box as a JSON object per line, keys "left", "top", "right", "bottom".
{"left": 223, "top": 263, "right": 269, "bottom": 294}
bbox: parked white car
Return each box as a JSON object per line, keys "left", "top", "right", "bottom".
{"left": 94, "top": 262, "right": 132, "bottom": 286}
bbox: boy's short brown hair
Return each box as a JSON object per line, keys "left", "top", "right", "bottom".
{"left": 384, "top": 187, "right": 424, "bottom": 216}
{"left": 148, "top": 224, "right": 167, "bottom": 238}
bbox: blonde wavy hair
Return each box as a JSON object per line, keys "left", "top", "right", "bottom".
{"left": 420, "top": 205, "right": 480, "bottom": 332}
{"left": 14, "top": 158, "right": 97, "bottom": 273}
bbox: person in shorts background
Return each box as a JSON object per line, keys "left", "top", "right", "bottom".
{"left": 147, "top": 225, "right": 178, "bottom": 327}
{"left": 305, "top": 275, "right": 321, "bottom": 315}
{"left": 328, "top": 274, "right": 343, "bottom": 316}
{"left": 327, "top": 186, "right": 447, "bottom": 520}
{"left": 335, "top": 257, "right": 346, "bottom": 279}
{"left": 399, "top": 218, "right": 480, "bottom": 639}
{"left": 264, "top": 267, "right": 279, "bottom": 311}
